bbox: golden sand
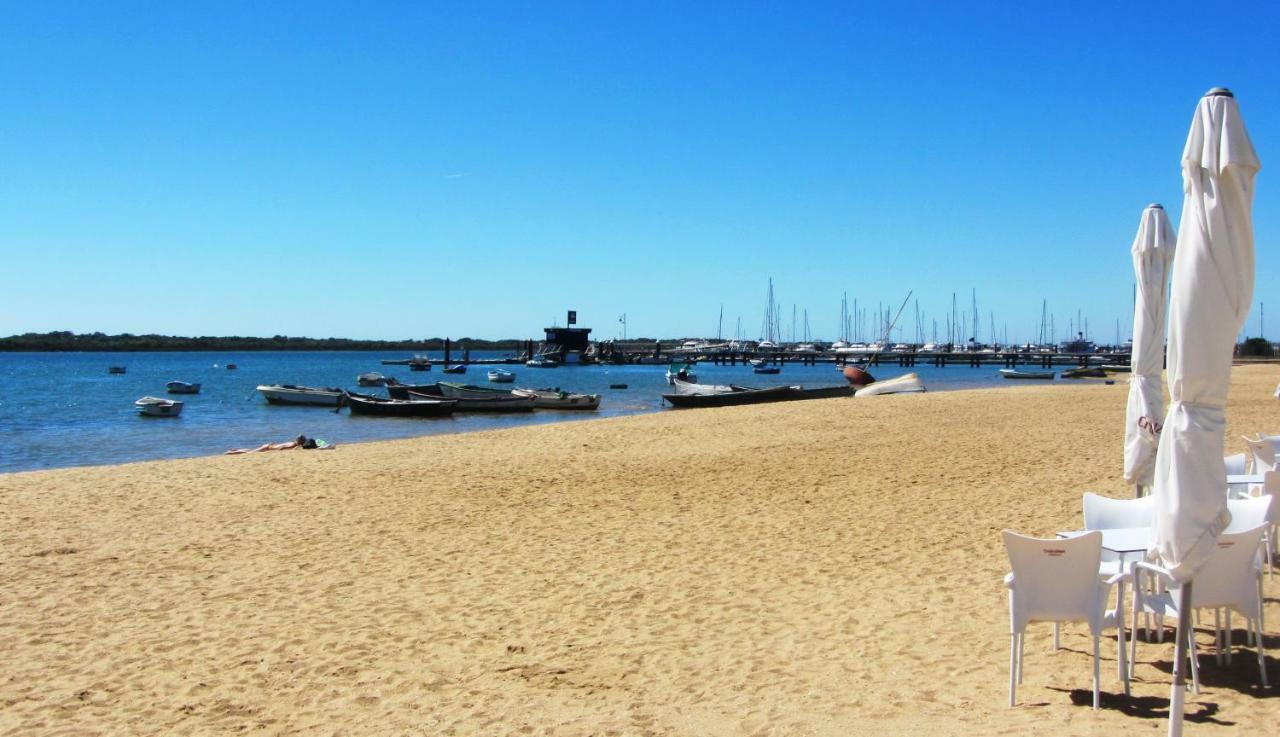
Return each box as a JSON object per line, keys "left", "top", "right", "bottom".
{"left": 2, "top": 366, "right": 1277, "bottom": 735}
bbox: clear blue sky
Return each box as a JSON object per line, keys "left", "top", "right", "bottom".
{"left": 1, "top": 2, "right": 1276, "bottom": 343}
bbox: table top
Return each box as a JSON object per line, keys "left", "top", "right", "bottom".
{"left": 1057, "top": 526, "right": 1153, "bottom": 554}
{"left": 1227, "top": 473, "right": 1267, "bottom": 485}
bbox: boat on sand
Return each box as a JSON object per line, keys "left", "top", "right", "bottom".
{"left": 512, "top": 388, "right": 601, "bottom": 410}
{"left": 342, "top": 391, "right": 456, "bottom": 417}
{"left": 855, "top": 373, "right": 927, "bottom": 395}
{"left": 999, "top": 369, "right": 1055, "bottom": 380}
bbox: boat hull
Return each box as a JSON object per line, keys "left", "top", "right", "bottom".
{"left": 343, "top": 391, "right": 456, "bottom": 417}
{"left": 166, "top": 382, "right": 202, "bottom": 394}
{"left": 407, "top": 388, "right": 535, "bottom": 412}
{"left": 258, "top": 385, "right": 344, "bottom": 406}
{"left": 999, "top": 369, "right": 1054, "bottom": 380}
{"left": 135, "top": 397, "right": 183, "bottom": 417}
{"left": 512, "top": 389, "right": 601, "bottom": 410}
{"left": 662, "top": 385, "right": 799, "bottom": 408}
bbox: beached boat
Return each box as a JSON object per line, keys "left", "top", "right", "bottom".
{"left": 357, "top": 372, "right": 388, "bottom": 387}
{"left": 257, "top": 384, "right": 345, "bottom": 406}
{"left": 1100, "top": 364, "right": 1132, "bottom": 373}
{"left": 793, "top": 385, "right": 855, "bottom": 400}
{"left": 662, "top": 385, "right": 798, "bottom": 408}
{"left": 107, "top": 366, "right": 126, "bottom": 374}
{"left": 407, "top": 388, "right": 534, "bottom": 412}
{"left": 135, "top": 396, "right": 183, "bottom": 417}
{"left": 999, "top": 369, "right": 1055, "bottom": 380}
{"left": 342, "top": 391, "right": 456, "bottom": 417}
{"left": 855, "top": 373, "right": 927, "bottom": 396}
{"left": 1060, "top": 366, "right": 1107, "bottom": 379}
{"left": 488, "top": 369, "right": 516, "bottom": 383}
{"left": 525, "top": 357, "right": 559, "bottom": 368}
{"left": 431, "top": 382, "right": 518, "bottom": 399}
{"left": 671, "top": 377, "right": 737, "bottom": 395}
{"left": 666, "top": 362, "right": 696, "bottom": 385}
{"left": 166, "top": 380, "right": 201, "bottom": 394}
{"left": 512, "top": 388, "right": 601, "bottom": 410}
{"left": 442, "top": 365, "right": 467, "bottom": 374}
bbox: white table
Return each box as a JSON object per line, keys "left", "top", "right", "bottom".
{"left": 1227, "top": 473, "right": 1266, "bottom": 485}
{"left": 1058, "top": 526, "right": 1153, "bottom": 555}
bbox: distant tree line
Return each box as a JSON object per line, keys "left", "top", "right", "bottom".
{"left": 0, "top": 331, "right": 523, "bottom": 352}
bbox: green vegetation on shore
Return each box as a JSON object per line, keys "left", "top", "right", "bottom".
{"left": 0, "top": 331, "right": 523, "bottom": 352}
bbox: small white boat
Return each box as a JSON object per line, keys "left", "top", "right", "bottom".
{"left": 488, "top": 369, "right": 516, "bottom": 383}
{"left": 135, "top": 396, "right": 184, "bottom": 417}
{"left": 525, "top": 357, "right": 559, "bottom": 368}
{"left": 999, "top": 369, "right": 1055, "bottom": 380}
{"left": 357, "top": 372, "right": 388, "bottom": 387}
{"left": 512, "top": 388, "right": 601, "bottom": 410}
{"left": 854, "top": 373, "right": 927, "bottom": 397}
{"left": 166, "top": 381, "right": 201, "bottom": 394}
{"left": 257, "top": 384, "right": 344, "bottom": 406}
{"left": 671, "top": 377, "right": 736, "bottom": 395}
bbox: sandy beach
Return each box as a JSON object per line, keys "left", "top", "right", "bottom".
{"left": 2, "top": 366, "right": 1276, "bottom": 736}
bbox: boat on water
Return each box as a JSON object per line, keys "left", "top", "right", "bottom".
{"left": 512, "top": 388, "right": 601, "bottom": 410}
{"left": 854, "top": 372, "right": 927, "bottom": 396}
{"left": 407, "top": 388, "right": 534, "bottom": 412}
{"left": 409, "top": 359, "right": 431, "bottom": 372}
{"left": 431, "top": 381, "right": 515, "bottom": 398}
{"left": 526, "top": 357, "right": 559, "bottom": 368}
{"left": 357, "top": 372, "right": 388, "bottom": 387}
{"left": 665, "top": 362, "right": 696, "bottom": 385}
{"left": 441, "top": 365, "right": 467, "bottom": 374}
{"left": 383, "top": 354, "right": 431, "bottom": 366}
{"left": 166, "top": 380, "right": 201, "bottom": 394}
{"left": 226, "top": 363, "right": 237, "bottom": 370}
{"left": 258, "top": 384, "right": 345, "bottom": 406}
{"left": 342, "top": 391, "right": 456, "bottom": 418}
{"left": 999, "top": 369, "right": 1055, "bottom": 380}
{"left": 1060, "top": 366, "right": 1107, "bottom": 379}
{"left": 671, "top": 377, "right": 737, "bottom": 395}
{"left": 753, "top": 366, "right": 781, "bottom": 374}
{"left": 488, "top": 369, "right": 516, "bottom": 383}
{"left": 107, "top": 366, "right": 127, "bottom": 374}
{"left": 135, "top": 396, "right": 183, "bottom": 417}
{"left": 662, "top": 384, "right": 798, "bottom": 408}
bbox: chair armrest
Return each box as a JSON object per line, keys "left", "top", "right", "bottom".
{"left": 1133, "top": 560, "right": 1177, "bottom": 587}
{"left": 1003, "top": 572, "right": 1015, "bottom": 588}
{"left": 1104, "top": 570, "right": 1129, "bottom": 586}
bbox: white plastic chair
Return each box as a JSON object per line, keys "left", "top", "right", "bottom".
{"left": 1251, "top": 472, "right": 1279, "bottom": 579}
{"left": 1243, "top": 434, "right": 1278, "bottom": 473}
{"left": 1003, "top": 530, "right": 1128, "bottom": 708}
{"left": 1083, "top": 493, "right": 1154, "bottom": 577}
{"left": 1131, "top": 525, "right": 1269, "bottom": 692}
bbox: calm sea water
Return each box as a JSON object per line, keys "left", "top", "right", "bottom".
{"left": 0, "top": 351, "right": 1024, "bottom": 473}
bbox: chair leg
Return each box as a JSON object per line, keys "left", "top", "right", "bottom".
{"left": 1116, "top": 617, "right": 1130, "bottom": 696}
{"left": 1093, "top": 634, "right": 1101, "bottom": 710}
{"left": 1225, "top": 609, "right": 1233, "bottom": 666}
{"left": 1256, "top": 605, "right": 1269, "bottom": 689}
{"left": 1188, "top": 624, "right": 1201, "bottom": 694}
{"left": 1214, "top": 608, "right": 1223, "bottom": 665}
{"left": 1018, "top": 632, "right": 1025, "bottom": 684}
{"left": 1009, "top": 633, "right": 1017, "bottom": 707}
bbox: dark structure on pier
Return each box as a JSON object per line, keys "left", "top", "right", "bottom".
{"left": 538, "top": 311, "right": 592, "bottom": 363}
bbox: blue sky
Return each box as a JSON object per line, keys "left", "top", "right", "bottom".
{"left": 1, "top": 2, "right": 1277, "bottom": 343}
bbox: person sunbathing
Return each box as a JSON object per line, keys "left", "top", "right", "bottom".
{"left": 225, "top": 435, "right": 332, "bottom": 454}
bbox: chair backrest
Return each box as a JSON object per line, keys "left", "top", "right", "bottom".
{"left": 1188, "top": 526, "right": 1267, "bottom": 609}
{"left": 1003, "top": 530, "right": 1102, "bottom": 632}
{"left": 1224, "top": 452, "right": 1248, "bottom": 475}
{"left": 1242, "top": 434, "right": 1277, "bottom": 473}
{"left": 1254, "top": 471, "right": 1280, "bottom": 524}
{"left": 1083, "top": 492, "right": 1154, "bottom": 530}
{"left": 1226, "top": 494, "right": 1273, "bottom": 532}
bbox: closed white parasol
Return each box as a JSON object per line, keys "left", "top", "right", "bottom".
{"left": 1153, "top": 87, "right": 1260, "bottom": 737}
{"left": 1123, "top": 204, "right": 1176, "bottom": 493}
